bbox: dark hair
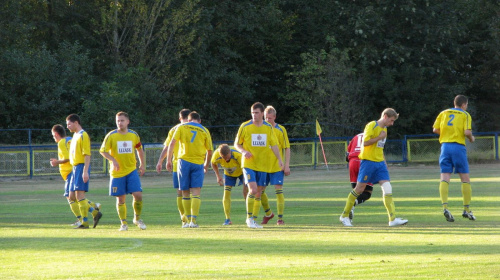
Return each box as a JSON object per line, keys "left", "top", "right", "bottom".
{"left": 66, "top": 114, "right": 81, "bottom": 124}
{"left": 179, "top": 109, "right": 191, "bottom": 120}
{"left": 251, "top": 102, "right": 265, "bottom": 112}
{"left": 454, "top": 95, "right": 468, "bottom": 107}
{"left": 188, "top": 111, "right": 201, "bottom": 122}
{"left": 52, "top": 124, "right": 66, "bottom": 137}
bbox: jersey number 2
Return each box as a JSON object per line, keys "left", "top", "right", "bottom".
{"left": 447, "top": 114, "right": 455, "bottom": 126}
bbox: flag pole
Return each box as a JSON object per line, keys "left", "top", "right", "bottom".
{"left": 316, "top": 119, "right": 329, "bottom": 170}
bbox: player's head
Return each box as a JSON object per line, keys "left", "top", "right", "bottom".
{"left": 51, "top": 124, "right": 66, "bottom": 142}
{"left": 251, "top": 102, "right": 265, "bottom": 122}
{"left": 454, "top": 95, "right": 468, "bottom": 109}
{"left": 219, "top": 144, "right": 232, "bottom": 162}
{"left": 380, "top": 108, "right": 399, "bottom": 127}
{"left": 264, "top": 105, "right": 276, "bottom": 123}
{"left": 179, "top": 109, "right": 191, "bottom": 122}
{"left": 66, "top": 114, "right": 81, "bottom": 132}
{"left": 116, "top": 111, "right": 130, "bottom": 130}
{"left": 188, "top": 111, "right": 201, "bottom": 123}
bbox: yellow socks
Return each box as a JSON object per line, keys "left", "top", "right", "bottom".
{"left": 383, "top": 194, "right": 396, "bottom": 222}
{"left": 133, "top": 200, "right": 143, "bottom": 221}
{"left": 191, "top": 195, "right": 201, "bottom": 224}
{"left": 252, "top": 196, "right": 262, "bottom": 219}
{"left": 223, "top": 187, "right": 232, "bottom": 220}
{"left": 461, "top": 182, "right": 472, "bottom": 211}
{"left": 177, "top": 194, "right": 184, "bottom": 218}
{"left": 342, "top": 190, "right": 359, "bottom": 218}
{"left": 260, "top": 191, "right": 272, "bottom": 216}
{"left": 276, "top": 189, "right": 284, "bottom": 218}
{"left": 439, "top": 181, "right": 450, "bottom": 209}
{"left": 182, "top": 196, "right": 192, "bottom": 221}
{"left": 69, "top": 200, "right": 81, "bottom": 220}
{"left": 246, "top": 194, "right": 255, "bottom": 218}
{"left": 117, "top": 203, "right": 127, "bottom": 224}
{"left": 78, "top": 198, "right": 90, "bottom": 226}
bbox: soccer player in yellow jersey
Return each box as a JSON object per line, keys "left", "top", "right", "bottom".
{"left": 166, "top": 111, "right": 213, "bottom": 228}
{"left": 339, "top": 108, "right": 408, "bottom": 227}
{"left": 100, "top": 112, "right": 146, "bottom": 231}
{"left": 211, "top": 144, "right": 248, "bottom": 225}
{"left": 50, "top": 124, "right": 97, "bottom": 227}
{"left": 235, "top": 102, "right": 284, "bottom": 229}
{"left": 433, "top": 95, "right": 476, "bottom": 222}
{"left": 66, "top": 114, "right": 102, "bottom": 229}
{"left": 260, "top": 106, "right": 290, "bottom": 226}
{"left": 156, "top": 109, "right": 191, "bottom": 227}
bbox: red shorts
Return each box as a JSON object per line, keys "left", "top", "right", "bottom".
{"left": 349, "top": 159, "right": 373, "bottom": 186}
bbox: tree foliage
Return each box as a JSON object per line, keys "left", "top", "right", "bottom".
{"left": 1, "top": 0, "right": 499, "bottom": 140}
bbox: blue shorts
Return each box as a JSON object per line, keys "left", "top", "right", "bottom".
{"left": 439, "top": 142, "right": 469, "bottom": 174}
{"left": 70, "top": 164, "right": 90, "bottom": 192}
{"left": 109, "top": 170, "right": 142, "bottom": 196}
{"left": 224, "top": 174, "right": 244, "bottom": 187}
{"left": 357, "top": 160, "right": 390, "bottom": 184}
{"left": 243, "top": 168, "right": 267, "bottom": 187}
{"left": 63, "top": 172, "right": 73, "bottom": 197}
{"left": 266, "top": 171, "right": 284, "bottom": 186}
{"left": 172, "top": 171, "right": 179, "bottom": 189}
{"left": 178, "top": 159, "right": 205, "bottom": 191}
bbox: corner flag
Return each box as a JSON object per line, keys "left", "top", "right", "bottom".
{"left": 315, "top": 119, "right": 329, "bottom": 170}
{"left": 316, "top": 119, "right": 322, "bottom": 136}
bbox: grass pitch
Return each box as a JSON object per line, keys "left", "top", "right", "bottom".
{"left": 1, "top": 164, "right": 499, "bottom": 279}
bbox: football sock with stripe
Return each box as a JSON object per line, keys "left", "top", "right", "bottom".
{"left": 133, "top": 200, "right": 143, "bottom": 221}
{"left": 78, "top": 198, "right": 90, "bottom": 227}
{"left": 246, "top": 194, "right": 255, "bottom": 219}
{"left": 260, "top": 191, "right": 272, "bottom": 216}
{"left": 439, "top": 181, "right": 450, "bottom": 209}
{"left": 191, "top": 195, "right": 201, "bottom": 224}
{"left": 342, "top": 190, "right": 359, "bottom": 218}
{"left": 461, "top": 182, "right": 472, "bottom": 211}
{"left": 118, "top": 203, "right": 127, "bottom": 225}
{"left": 276, "top": 189, "right": 284, "bottom": 218}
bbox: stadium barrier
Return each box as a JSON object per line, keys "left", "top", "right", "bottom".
{"left": 0, "top": 130, "right": 498, "bottom": 178}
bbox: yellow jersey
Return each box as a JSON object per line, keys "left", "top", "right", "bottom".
{"left": 269, "top": 123, "right": 290, "bottom": 173}
{"left": 211, "top": 147, "right": 243, "bottom": 177}
{"left": 100, "top": 129, "right": 142, "bottom": 178}
{"left": 359, "top": 121, "right": 386, "bottom": 162}
{"left": 164, "top": 124, "right": 181, "bottom": 172}
{"left": 433, "top": 108, "right": 472, "bottom": 145}
{"left": 69, "top": 130, "right": 91, "bottom": 166}
{"left": 235, "top": 120, "right": 279, "bottom": 172}
{"left": 58, "top": 137, "right": 73, "bottom": 180}
{"left": 173, "top": 122, "right": 213, "bottom": 165}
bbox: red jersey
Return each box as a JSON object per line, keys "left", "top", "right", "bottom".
{"left": 347, "top": 133, "right": 364, "bottom": 161}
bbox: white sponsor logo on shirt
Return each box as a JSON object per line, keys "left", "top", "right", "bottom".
{"left": 118, "top": 141, "right": 133, "bottom": 154}
{"left": 251, "top": 134, "right": 267, "bottom": 147}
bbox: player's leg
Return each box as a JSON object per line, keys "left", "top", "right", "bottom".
{"left": 455, "top": 145, "right": 475, "bottom": 220}
{"left": 116, "top": 195, "right": 128, "bottom": 231}
{"left": 260, "top": 173, "right": 274, "bottom": 224}
{"left": 173, "top": 171, "right": 186, "bottom": 224}
{"left": 110, "top": 175, "right": 127, "bottom": 230}
{"left": 189, "top": 163, "right": 205, "bottom": 227}
{"left": 222, "top": 175, "right": 237, "bottom": 225}
{"left": 439, "top": 143, "right": 454, "bottom": 221}
{"left": 65, "top": 173, "right": 81, "bottom": 225}
{"left": 178, "top": 159, "right": 192, "bottom": 227}
{"left": 243, "top": 168, "right": 262, "bottom": 228}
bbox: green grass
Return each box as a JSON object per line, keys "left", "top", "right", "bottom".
{"left": 1, "top": 164, "right": 499, "bottom": 279}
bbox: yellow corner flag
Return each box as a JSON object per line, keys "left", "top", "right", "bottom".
{"left": 315, "top": 119, "right": 322, "bottom": 136}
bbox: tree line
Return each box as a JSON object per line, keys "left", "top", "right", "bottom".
{"left": 1, "top": 0, "right": 499, "bottom": 141}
